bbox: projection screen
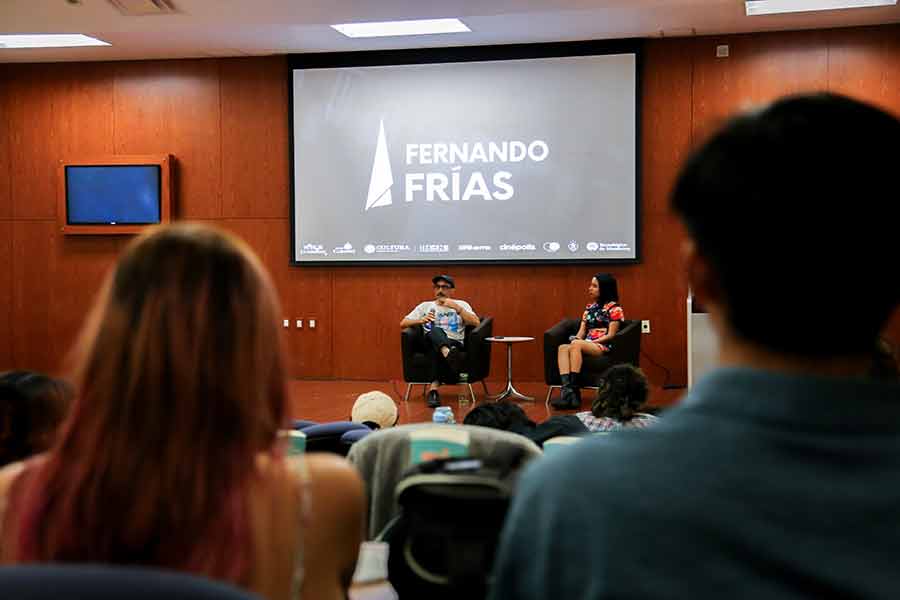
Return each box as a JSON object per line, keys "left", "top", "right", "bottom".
{"left": 290, "top": 42, "right": 640, "bottom": 264}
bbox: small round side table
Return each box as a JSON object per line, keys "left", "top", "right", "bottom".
{"left": 485, "top": 336, "right": 535, "bottom": 402}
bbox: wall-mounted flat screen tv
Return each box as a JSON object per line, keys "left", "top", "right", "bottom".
{"left": 58, "top": 155, "right": 172, "bottom": 234}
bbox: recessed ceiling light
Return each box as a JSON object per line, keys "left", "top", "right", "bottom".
{"left": 331, "top": 18, "right": 470, "bottom": 38}
{"left": 746, "top": 0, "right": 897, "bottom": 16}
{"left": 0, "top": 34, "right": 110, "bottom": 49}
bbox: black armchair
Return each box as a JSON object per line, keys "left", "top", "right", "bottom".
{"left": 543, "top": 318, "right": 641, "bottom": 404}
{"left": 401, "top": 316, "right": 493, "bottom": 403}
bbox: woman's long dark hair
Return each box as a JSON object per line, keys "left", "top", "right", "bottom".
{"left": 9, "top": 223, "right": 288, "bottom": 583}
{"left": 594, "top": 273, "right": 619, "bottom": 305}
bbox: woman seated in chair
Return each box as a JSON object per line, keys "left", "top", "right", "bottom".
{"left": 552, "top": 273, "right": 625, "bottom": 409}
{"left": 0, "top": 224, "right": 364, "bottom": 600}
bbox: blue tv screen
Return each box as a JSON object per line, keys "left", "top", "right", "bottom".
{"left": 65, "top": 165, "right": 161, "bottom": 225}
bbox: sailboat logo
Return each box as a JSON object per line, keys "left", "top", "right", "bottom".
{"left": 365, "top": 119, "right": 393, "bottom": 211}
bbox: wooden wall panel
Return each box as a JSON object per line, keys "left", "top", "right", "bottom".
{"left": 7, "top": 63, "right": 114, "bottom": 221}
{"left": 221, "top": 57, "right": 290, "bottom": 218}
{"left": 50, "top": 235, "right": 123, "bottom": 366}
{"left": 691, "top": 30, "right": 830, "bottom": 146}
{"left": 828, "top": 26, "right": 900, "bottom": 118}
{"left": 637, "top": 38, "right": 695, "bottom": 385}
{"left": 12, "top": 221, "right": 57, "bottom": 372}
{"left": 218, "top": 219, "right": 335, "bottom": 378}
{"left": 113, "top": 60, "right": 222, "bottom": 219}
{"left": 0, "top": 222, "right": 11, "bottom": 369}
{"left": 0, "top": 66, "right": 10, "bottom": 220}
{"left": 51, "top": 62, "right": 115, "bottom": 163}
{"left": 7, "top": 65, "right": 57, "bottom": 219}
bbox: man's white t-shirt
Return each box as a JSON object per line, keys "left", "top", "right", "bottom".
{"left": 404, "top": 300, "right": 475, "bottom": 342}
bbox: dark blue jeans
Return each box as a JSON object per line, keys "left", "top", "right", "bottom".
{"left": 425, "top": 327, "right": 464, "bottom": 383}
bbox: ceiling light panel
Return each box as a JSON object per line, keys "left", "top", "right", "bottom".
{"left": 0, "top": 34, "right": 110, "bottom": 49}
{"left": 746, "top": 0, "right": 897, "bottom": 16}
{"left": 331, "top": 18, "right": 470, "bottom": 38}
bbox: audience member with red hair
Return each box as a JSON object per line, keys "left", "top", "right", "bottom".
{"left": 0, "top": 223, "right": 364, "bottom": 600}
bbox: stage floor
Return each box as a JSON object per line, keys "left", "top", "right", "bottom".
{"left": 288, "top": 379, "right": 687, "bottom": 425}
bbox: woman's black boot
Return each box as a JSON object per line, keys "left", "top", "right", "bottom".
{"left": 569, "top": 371, "right": 582, "bottom": 408}
{"left": 552, "top": 373, "right": 575, "bottom": 409}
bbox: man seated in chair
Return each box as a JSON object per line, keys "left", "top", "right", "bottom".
{"left": 401, "top": 274, "right": 480, "bottom": 408}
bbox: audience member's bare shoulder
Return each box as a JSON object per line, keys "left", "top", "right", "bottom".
{"left": 302, "top": 454, "right": 365, "bottom": 517}
{"left": 0, "top": 460, "right": 29, "bottom": 541}
{"left": 252, "top": 452, "right": 363, "bottom": 515}
{"left": 0, "top": 461, "right": 26, "bottom": 500}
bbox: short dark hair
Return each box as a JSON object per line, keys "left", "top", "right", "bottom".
{"left": 463, "top": 402, "right": 534, "bottom": 431}
{"left": 594, "top": 273, "right": 619, "bottom": 305}
{"left": 672, "top": 93, "right": 900, "bottom": 356}
{"left": 0, "top": 371, "right": 72, "bottom": 467}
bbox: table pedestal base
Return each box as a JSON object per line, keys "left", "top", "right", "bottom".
{"left": 490, "top": 339, "right": 535, "bottom": 402}
{"left": 490, "top": 382, "right": 534, "bottom": 403}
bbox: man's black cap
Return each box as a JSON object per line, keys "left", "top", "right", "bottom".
{"left": 432, "top": 274, "right": 455, "bottom": 288}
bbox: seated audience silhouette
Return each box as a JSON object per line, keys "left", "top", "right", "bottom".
{"left": 0, "top": 371, "right": 71, "bottom": 467}
{"left": 489, "top": 94, "right": 900, "bottom": 599}
{"left": 574, "top": 364, "right": 658, "bottom": 432}
{"left": 463, "top": 401, "right": 589, "bottom": 447}
{"left": 0, "top": 224, "right": 364, "bottom": 600}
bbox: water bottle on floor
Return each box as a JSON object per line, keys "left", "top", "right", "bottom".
{"left": 433, "top": 406, "right": 455, "bottom": 424}
{"left": 458, "top": 372, "right": 470, "bottom": 406}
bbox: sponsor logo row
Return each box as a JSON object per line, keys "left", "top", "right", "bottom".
{"left": 300, "top": 241, "right": 631, "bottom": 256}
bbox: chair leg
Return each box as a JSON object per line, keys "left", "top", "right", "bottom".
{"left": 403, "top": 383, "right": 413, "bottom": 403}
{"left": 481, "top": 380, "right": 490, "bottom": 398}
{"left": 545, "top": 385, "right": 560, "bottom": 407}
{"left": 467, "top": 383, "right": 477, "bottom": 404}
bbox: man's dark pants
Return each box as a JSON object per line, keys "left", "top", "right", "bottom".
{"left": 425, "top": 327, "right": 464, "bottom": 383}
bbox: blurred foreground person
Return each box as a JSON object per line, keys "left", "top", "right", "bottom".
{"left": 490, "top": 94, "right": 900, "bottom": 599}
{"left": 0, "top": 224, "right": 364, "bottom": 600}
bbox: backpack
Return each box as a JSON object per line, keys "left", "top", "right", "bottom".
{"left": 376, "top": 450, "right": 526, "bottom": 600}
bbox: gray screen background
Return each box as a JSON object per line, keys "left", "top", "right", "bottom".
{"left": 292, "top": 53, "right": 636, "bottom": 263}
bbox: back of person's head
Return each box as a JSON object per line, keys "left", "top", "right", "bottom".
{"left": 11, "top": 223, "right": 288, "bottom": 578}
{"left": 463, "top": 402, "right": 535, "bottom": 432}
{"left": 594, "top": 273, "right": 619, "bottom": 305}
{"left": 672, "top": 93, "right": 900, "bottom": 357}
{"left": 591, "top": 364, "right": 650, "bottom": 422}
{"left": 0, "top": 371, "right": 72, "bottom": 467}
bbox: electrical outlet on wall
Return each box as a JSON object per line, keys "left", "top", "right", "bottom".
{"left": 283, "top": 319, "right": 289, "bottom": 328}
{"left": 309, "top": 319, "right": 317, "bottom": 329}
{"left": 641, "top": 320, "right": 651, "bottom": 334}
{"left": 296, "top": 319, "right": 303, "bottom": 329}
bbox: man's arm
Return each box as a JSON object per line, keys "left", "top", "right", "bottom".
{"left": 400, "top": 303, "right": 429, "bottom": 329}
{"left": 400, "top": 315, "right": 434, "bottom": 329}
{"left": 440, "top": 299, "right": 480, "bottom": 327}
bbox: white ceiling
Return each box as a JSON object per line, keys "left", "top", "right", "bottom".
{"left": 1, "top": 0, "right": 899, "bottom": 63}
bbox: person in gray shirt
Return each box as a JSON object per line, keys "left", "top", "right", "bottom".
{"left": 401, "top": 274, "right": 480, "bottom": 407}
{"left": 489, "top": 93, "right": 900, "bottom": 600}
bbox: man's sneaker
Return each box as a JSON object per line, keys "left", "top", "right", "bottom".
{"left": 427, "top": 389, "right": 441, "bottom": 408}
{"left": 445, "top": 346, "right": 464, "bottom": 376}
